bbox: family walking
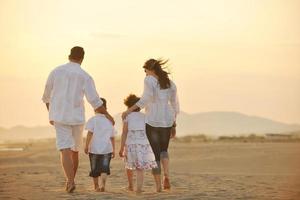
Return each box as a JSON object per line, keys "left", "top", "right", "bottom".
{"left": 42, "top": 46, "right": 180, "bottom": 194}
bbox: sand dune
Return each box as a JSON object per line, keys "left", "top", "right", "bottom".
{"left": 1, "top": 139, "right": 300, "bottom": 200}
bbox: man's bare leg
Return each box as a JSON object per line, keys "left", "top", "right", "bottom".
{"left": 71, "top": 151, "right": 79, "bottom": 179}
{"left": 60, "top": 149, "right": 75, "bottom": 192}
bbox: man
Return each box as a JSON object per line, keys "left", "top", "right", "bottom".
{"left": 42, "top": 46, "right": 114, "bottom": 193}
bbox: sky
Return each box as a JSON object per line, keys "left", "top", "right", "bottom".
{"left": 0, "top": 0, "right": 299, "bottom": 128}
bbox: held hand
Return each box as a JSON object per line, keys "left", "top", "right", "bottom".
{"left": 49, "top": 121, "right": 54, "bottom": 126}
{"left": 84, "top": 147, "right": 89, "bottom": 154}
{"left": 170, "top": 127, "right": 176, "bottom": 139}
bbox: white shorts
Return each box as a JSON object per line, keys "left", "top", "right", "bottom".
{"left": 54, "top": 122, "right": 84, "bottom": 151}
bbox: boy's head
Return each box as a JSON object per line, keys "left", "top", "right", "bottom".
{"left": 124, "top": 94, "right": 141, "bottom": 112}
{"left": 95, "top": 98, "right": 107, "bottom": 113}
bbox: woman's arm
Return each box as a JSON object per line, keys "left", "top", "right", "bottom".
{"left": 119, "top": 122, "right": 128, "bottom": 157}
{"left": 84, "top": 131, "right": 93, "bottom": 154}
{"left": 170, "top": 82, "right": 180, "bottom": 117}
{"left": 122, "top": 77, "right": 153, "bottom": 119}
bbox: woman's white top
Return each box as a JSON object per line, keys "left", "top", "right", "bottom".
{"left": 85, "top": 114, "right": 117, "bottom": 154}
{"left": 136, "top": 75, "right": 180, "bottom": 128}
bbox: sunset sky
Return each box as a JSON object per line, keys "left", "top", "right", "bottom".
{"left": 0, "top": 0, "right": 299, "bottom": 128}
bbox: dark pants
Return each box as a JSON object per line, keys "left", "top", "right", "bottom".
{"left": 89, "top": 153, "right": 112, "bottom": 177}
{"left": 146, "top": 124, "right": 172, "bottom": 174}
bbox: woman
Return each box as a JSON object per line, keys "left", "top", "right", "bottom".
{"left": 122, "top": 58, "right": 180, "bottom": 192}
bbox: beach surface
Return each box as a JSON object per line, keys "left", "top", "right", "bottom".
{"left": 1, "top": 139, "right": 300, "bottom": 200}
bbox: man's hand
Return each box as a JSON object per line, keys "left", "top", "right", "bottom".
{"left": 170, "top": 127, "right": 176, "bottom": 139}
{"left": 84, "top": 146, "right": 89, "bottom": 154}
{"left": 105, "top": 114, "right": 115, "bottom": 125}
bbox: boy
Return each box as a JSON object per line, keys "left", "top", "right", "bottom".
{"left": 85, "top": 98, "right": 116, "bottom": 192}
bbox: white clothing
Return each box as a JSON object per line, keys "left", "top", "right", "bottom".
{"left": 136, "top": 75, "right": 180, "bottom": 127}
{"left": 85, "top": 114, "right": 117, "bottom": 154}
{"left": 42, "top": 62, "right": 103, "bottom": 125}
{"left": 126, "top": 112, "right": 146, "bottom": 131}
{"left": 54, "top": 122, "right": 83, "bottom": 151}
{"left": 124, "top": 112, "right": 157, "bottom": 170}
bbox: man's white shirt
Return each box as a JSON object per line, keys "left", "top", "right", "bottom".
{"left": 42, "top": 62, "right": 103, "bottom": 125}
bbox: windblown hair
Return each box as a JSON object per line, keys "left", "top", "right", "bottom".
{"left": 143, "top": 58, "right": 170, "bottom": 89}
{"left": 124, "top": 94, "right": 141, "bottom": 112}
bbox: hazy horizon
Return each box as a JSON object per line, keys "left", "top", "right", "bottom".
{"left": 1, "top": 0, "right": 299, "bottom": 128}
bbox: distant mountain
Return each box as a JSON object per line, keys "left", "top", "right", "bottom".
{"left": 1, "top": 111, "right": 300, "bottom": 142}
{"left": 175, "top": 111, "right": 300, "bottom": 137}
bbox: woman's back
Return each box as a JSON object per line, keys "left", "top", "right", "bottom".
{"left": 136, "top": 75, "right": 179, "bottom": 128}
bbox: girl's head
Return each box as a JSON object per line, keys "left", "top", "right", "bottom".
{"left": 124, "top": 94, "right": 141, "bottom": 112}
{"left": 143, "top": 58, "right": 171, "bottom": 89}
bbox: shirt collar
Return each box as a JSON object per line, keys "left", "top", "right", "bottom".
{"left": 95, "top": 113, "right": 106, "bottom": 117}
{"left": 69, "top": 61, "right": 81, "bottom": 67}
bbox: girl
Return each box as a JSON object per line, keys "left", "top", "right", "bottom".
{"left": 119, "top": 94, "right": 157, "bottom": 193}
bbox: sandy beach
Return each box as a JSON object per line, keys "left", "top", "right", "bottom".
{"left": 1, "top": 139, "right": 300, "bottom": 200}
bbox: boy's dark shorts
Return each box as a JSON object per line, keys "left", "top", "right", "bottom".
{"left": 89, "top": 153, "right": 112, "bottom": 177}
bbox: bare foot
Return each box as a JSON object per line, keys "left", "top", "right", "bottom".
{"left": 156, "top": 187, "right": 162, "bottom": 193}
{"left": 67, "top": 183, "right": 76, "bottom": 193}
{"left": 126, "top": 185, "right": 134, "bottom": 191}
{"left": 100, "top": 187, "right": 105, "bottom": 192}
{"left": 136, "top": 189, "right": 144, "bottom": 194}
{"left": 163, "top": 177, "right": 171, "bottom": 190}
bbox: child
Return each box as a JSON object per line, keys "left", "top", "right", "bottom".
{"left": 85, "top": 98, "right": 116, "bottom": 192}
{"left": 119, "top": 94, "right": 157, "bottom": 193}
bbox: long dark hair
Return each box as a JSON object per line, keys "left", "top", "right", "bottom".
{"left": 143, "top": 59, "right": 170, "bottom": 89}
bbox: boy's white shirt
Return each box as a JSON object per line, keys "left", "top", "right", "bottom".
{"left": 85, "top": 113, "right": 117, "bottom": 154}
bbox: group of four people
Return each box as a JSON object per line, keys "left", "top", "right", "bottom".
{"left": 42, "top": 46, "right": 180, "bottom": 194}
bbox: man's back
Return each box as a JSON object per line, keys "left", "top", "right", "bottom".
{"left": 42, "top": 62, "right": 102, "bottom": 125}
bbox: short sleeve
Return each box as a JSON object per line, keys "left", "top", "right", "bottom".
{"left": 111, "top": 127, "right": 117, "bottom": 137}
{"left": 85, "top": 118, "right": 94, "bottom": 132}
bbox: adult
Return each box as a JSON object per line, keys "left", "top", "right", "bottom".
{"left": 122, "top": 58, "right": 179, "bottom": 192}
{"left": 42, "top": 46, "right": 114, "bottom": 193}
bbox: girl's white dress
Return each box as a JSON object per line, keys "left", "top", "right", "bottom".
{"left": 124, "top": 112, "right": 157, "bottom": 170}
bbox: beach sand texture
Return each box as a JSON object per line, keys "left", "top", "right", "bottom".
{"left": 1, "top": 139, "right": 300, "bottom": 200}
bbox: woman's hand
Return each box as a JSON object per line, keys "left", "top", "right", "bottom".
{"left": 121, "top": 110, "right": 129, "bottom": 120}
